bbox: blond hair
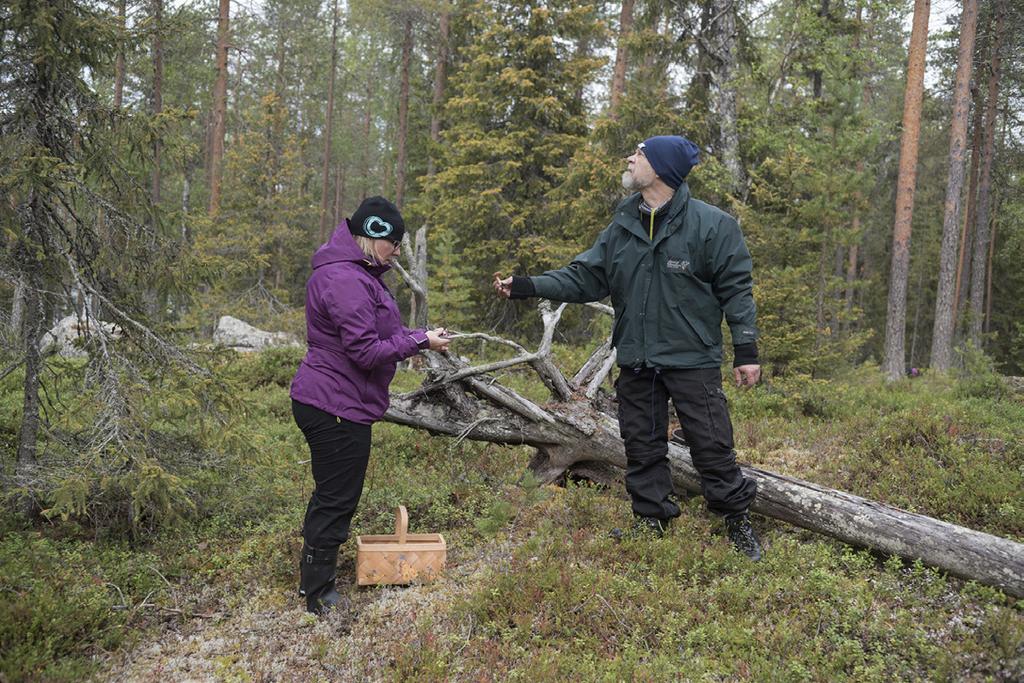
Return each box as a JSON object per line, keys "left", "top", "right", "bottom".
{"left": 355, "top": 235, "right": 381, "bottom": 264}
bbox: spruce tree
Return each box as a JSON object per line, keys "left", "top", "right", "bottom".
{"left": 422, "top": 0, "right": 604, "bottom": 330}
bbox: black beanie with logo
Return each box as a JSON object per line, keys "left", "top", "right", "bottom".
{"left": 348, "top": 196, "right": 406, "bottom": 243}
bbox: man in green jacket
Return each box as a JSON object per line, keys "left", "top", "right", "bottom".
{"left": 494, "top": 135, "right": 762, "bottom": 560}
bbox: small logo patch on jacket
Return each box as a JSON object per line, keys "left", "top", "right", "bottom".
{"left": 666, "top": 257, "right": 690, "bottom": 273}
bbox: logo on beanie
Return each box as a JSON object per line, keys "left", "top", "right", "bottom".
{"left": 363, "top": 215, "right": 394, "bottom": 238}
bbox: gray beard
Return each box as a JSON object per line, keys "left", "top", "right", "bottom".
{"left": 621, "top": 171, "right": 639, "bottom": 191}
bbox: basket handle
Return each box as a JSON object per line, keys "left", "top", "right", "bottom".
{"left": 395, "top": 505, "right": 408, "bottom": 544}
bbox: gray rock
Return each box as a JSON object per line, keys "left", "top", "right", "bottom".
{"left": 213, "top": 315, "right": 300, "bottom": 352}
{"left": 41, "top": 314, "right": 123, "bottom": 357}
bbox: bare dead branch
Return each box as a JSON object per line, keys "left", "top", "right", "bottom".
{"left": 571, "top": 336, "right": 613, "bottom": 388}
{"left": 585, "top": 349, "right": 617, "bottom": 399}
{"left": 391, "top": 258, "right": 426, "bottom": 299}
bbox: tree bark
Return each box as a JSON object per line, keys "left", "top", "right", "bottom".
{"left": 360, "top": 66, "right": 373, "bottom": 202}
{"left": 395, "top": 15, "right": 413, "bottom": 210}
{"left": 319, "top": 0, "right": 340, "bottom": 244}
{"left": 930, "top": 0, "right": 978, "bottom": 371}
{"left": 843, "top": 1, "right": 869, "bottom": 335}
{"left": 426, "top": 9, "right": 449, "bottom": 178}
{"left": 881, "top": 0, "right": 929, "bottom": 380}
{"left": 707, "top": 0, "right": 743, "bottom": 193}
{"left": 333, "top": 161, "right": 345, "bottom": 229}
{"left": 410, "top": 9, "right": 451, "bottom": 329}
{"left": 10, "top": 274, "right": 25, "bottom": 339}
{"left": 968, "top": 1, "right": 1004, "bottom": 348}
{"left": 208, "top": 0, "right": 230, "bottom": 217}
{"left": 113, "top": 0, "right": 125, "bottom": 109}
{"left": 385, "top": 339, "right": 1024, "bottom": 599}
{"left": 844, "top": 240, "right": 858, "bottom": 327}
{"left": 984, "top": 206, "right": 997, "bottom": 335}
{"left": 953, "top": 84, "right": 984, "bottom": 329}
{"left": 811, "top": 0, "right": 830, "bottom": 99}
{"left": 151, "top": 0, "right": 163, "bottom": 208}
{"left": 14, "top": 197, "right": 46, "bottom": 517}
{"left": 609, "top": 0, "right": 635, "bottom": 116}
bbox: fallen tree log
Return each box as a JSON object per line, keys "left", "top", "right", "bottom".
{"left": 385, "top": 303, "right": 1024, "bottom": 599}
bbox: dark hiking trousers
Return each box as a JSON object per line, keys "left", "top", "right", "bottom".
{"left": 292, "top": 399, "right": 373, "bottom": 550}
{"left": 616, "top": 367, "right": 756, "bottom": 520}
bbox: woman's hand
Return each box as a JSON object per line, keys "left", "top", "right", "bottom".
{"left": 425, "top": 328, "right": 452, "bottom": 351}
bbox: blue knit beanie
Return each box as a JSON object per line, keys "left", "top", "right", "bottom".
{"left": 640, "top": 135, "right": 700, "bottom": 189}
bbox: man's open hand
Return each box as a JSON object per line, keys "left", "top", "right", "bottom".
{"left": 733, "top": 364, "right": 761, "bottom": 388}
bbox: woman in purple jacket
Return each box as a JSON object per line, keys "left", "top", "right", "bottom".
{"left": 290, "top": 196, "right": 450, "bottom": 614}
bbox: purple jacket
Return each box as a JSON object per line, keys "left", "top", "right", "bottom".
{"left": 290, "top": 222, "right": 427, "bottom": 424}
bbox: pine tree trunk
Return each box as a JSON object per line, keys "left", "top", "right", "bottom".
{"left": 844, "top": 240, "right": 858, "bottom": 325}
{"left": 151, "top": 0, "right": 163, "bottom": 208}
{"left": 984, "top": 210, "right": 997, "bottom": 335}
{"left": 333, "top": 161, "right": 345, "bottom": 229}
{"left": 182, "top": 166, "right": 191, "bottom": 243}
{"left": 208, "top": 0, "right": 230, "bottom": 216}
{"left": 113, "top": 0, "right": 125, "bottom": 109}
{"left": 427, "top": 10, "right": 449, "bottom": 177}
{"left": 953, "top": 85, "right": 984, "bottom": 329}
{"left": 609, "top": 0, "right": 635, "bottom": 115}
{"left": 319, "top": 0, "right": 339, "bottom": 244}
{"left": 843, "top": 1, "right": 868, "bottom": 335}
{"left": 395, "top": 15, "right": 413, "bottom": 210}
{"left": 361, "top": 69, "right": 373, "bottom": 201}
{"left": 930, "top": 0, "right": 978, "bottom": 371}
{"left": 968, "top": 1, "right": 1004, "bottom": 348}
{"left": 881, "top": 0, "right": 929, "bottom": 380}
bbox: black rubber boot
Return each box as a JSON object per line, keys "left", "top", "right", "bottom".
{"left": 299, "top": 543, "right": 342, "bottom": 615}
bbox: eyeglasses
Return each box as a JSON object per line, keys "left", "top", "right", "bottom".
{"left": 635, "top": 143, "right": 647, "bottom": 157}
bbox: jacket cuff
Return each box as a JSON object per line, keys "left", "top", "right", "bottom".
{"left": 408, "top": 330, "right": 429, "bottom": 350}
{"left": 733, "top": 341, "right": 759, "bottom": 367}
{"left": 510, "top": 276, "right": 536, "bottom": 300}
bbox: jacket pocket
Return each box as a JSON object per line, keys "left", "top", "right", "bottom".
{"left": 675, "top": 303, "right": 720, "bottom": 347}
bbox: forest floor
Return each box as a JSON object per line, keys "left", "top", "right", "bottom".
{"left": 3, "top": 352, "right": 1024, "bottom": 681}
{"left": 104, "top": 537, "right": 516, "bottom": 681}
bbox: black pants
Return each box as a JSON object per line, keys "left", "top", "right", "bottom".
{"left": 616, "top": 367, "right": 756, "bottom": 519}
{"left": 292, "top": 400, "right": 373, "bottom": 549}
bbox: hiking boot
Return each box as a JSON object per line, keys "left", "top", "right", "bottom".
{"left": 299, "top": 543, "right": 343, "bottom": 615}
{"left": 725, "top": 512, "right": 763, "bottom": 561}
{"left": 634, "top": 515, "right": 669, "bottom": 537}
{"left": 609, "top": 515, "right": 670, "bottom": 541}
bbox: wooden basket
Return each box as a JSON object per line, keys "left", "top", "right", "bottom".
{"left": 355, "top": 505, "right": 446, "bottom": 586}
